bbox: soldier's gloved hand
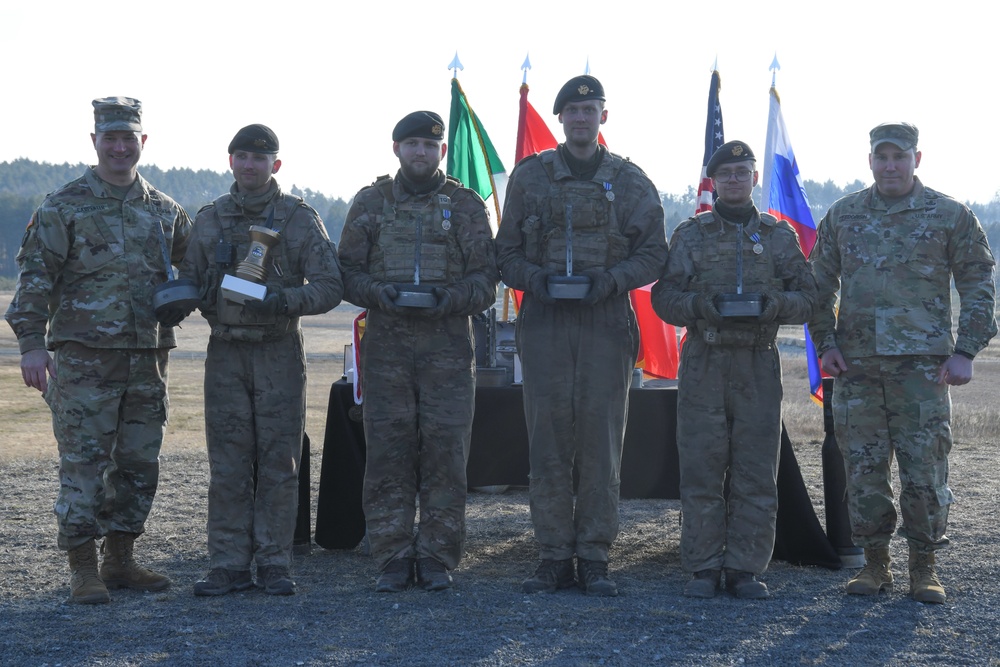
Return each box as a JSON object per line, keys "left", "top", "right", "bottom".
{"left": 157, "top": 306, "right": 194, "bottom": 328}
{"left": 579, "top": 269, "right": 616, "bottom": 307}
{"left": 694, "top": 293, "right": 724, "bottom": 325}
{"left": 528, "top": 269, "right": 557, "bottom": 305}
{"left": 424, "top": 287, "right": 453, "bottom": 319}
{"left": 377, "top": 284, "right": 402, "bottom": 315}
{"left": 243, "top": 288, "right": 286, "bottom": 318}
{"left": 758, "top": 291, "right": 785, "bottom": 323}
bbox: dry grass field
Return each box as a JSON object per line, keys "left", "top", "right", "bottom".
{"left": 3, "top": 290, "right": 996, "bottom": 464}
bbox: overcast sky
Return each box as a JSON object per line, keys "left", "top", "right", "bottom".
{"left": 2, "top": 0, "right": 995, "bottom": 209}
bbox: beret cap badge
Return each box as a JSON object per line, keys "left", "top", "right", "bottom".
{"left": 731, "top": 146, "right": 744, "bottom": 157}
{"left": 577, "top": 85, "right": 591, "bottom": 95}
{"left": 432, "top": 124, "right": 443, "bottom": 137}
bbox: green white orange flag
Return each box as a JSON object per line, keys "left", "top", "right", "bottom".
{"left": 447, "top": 77, "right": 507, "bottom": 231}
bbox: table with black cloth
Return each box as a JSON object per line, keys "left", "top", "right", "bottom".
{"left": 313, "top": 379, "right": 841, "bottom": 569}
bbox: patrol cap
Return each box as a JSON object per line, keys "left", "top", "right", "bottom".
{"left": 93, "top": 97, "right": 142, "bottom": 132}
{"left": 553, "top": 75, "right": 606, "bottom": 115}
{"left": 228, "top": 124, "right": 279, "bottom": 155}
{"left": 707, "top": 140, "right": 756, "bottom": 177}
{"left": 392, "top": 111, "right": 445, "bottom": 142}
{"left": 870, "top": 122, "right": 918, "bottom": 151}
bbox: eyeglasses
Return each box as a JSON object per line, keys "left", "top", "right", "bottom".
{"left": 713, "top": 169, "right": 754, "bottom": 183}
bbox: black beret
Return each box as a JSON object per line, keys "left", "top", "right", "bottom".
{"left": 228, "top": 124, "right": 279, "bottom": 155}
{"left": 553, "top": 75, "right": 606, "bottom": 115}
{"left": 870, "top": 122, "right": 918, "bottom": 151}
{"left": 392, "top": 111, "right": 446, "bottom": 142}
{"left": 706, "top": 140, "right": 756, "bottom": 177}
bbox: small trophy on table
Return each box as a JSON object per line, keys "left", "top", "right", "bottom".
{"left": 546, "top": 203, "right": 591, "bottom": 299}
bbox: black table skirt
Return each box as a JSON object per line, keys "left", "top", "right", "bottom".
{"left": 314, "top": 380, "right": 841, "bottom": 569}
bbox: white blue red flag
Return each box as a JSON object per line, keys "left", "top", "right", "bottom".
{"left": 760, "top": 85, "right": 823, "bottom": 404}
{"left": 695, "top": 70, "right": 724, "bottom": 213}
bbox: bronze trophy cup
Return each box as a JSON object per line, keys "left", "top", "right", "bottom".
{"left": 221, "top": 225, "right": 281, "bottom": 304}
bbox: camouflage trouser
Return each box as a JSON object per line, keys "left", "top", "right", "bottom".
{"left": 833, "top": 355, "right": 953, "bottom": 553}
{"left": 46, "top": 343, "right": 169, "bottom": 551}
{"left": 204, "top": 332, "right": 306, "bottom": 571}
{"left": 675, "top": 337, "right": 782, "bottom": 574}
{"left": 516, "top": 294, "right": 639, "bottom": 562}
{"left": 360, "top": 310, "right": 475, "bottom": 571}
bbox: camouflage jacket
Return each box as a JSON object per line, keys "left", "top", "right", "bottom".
{"left": 179, "top": 181, "right": 343, "bottom": 336}
{"left": 338, "top": 170, "right": 498, "bottom": 316}
{"left": 809, "top": 178, "right": 997, "bottom": 358}
{"left": 5, "top": 167, "right": 192, "bottom": 353}
{"left": 651, "top": 206, "right": 816, "bottom": 339}
{"left": 496, "top": 146, "right": 666, "bottom": 295}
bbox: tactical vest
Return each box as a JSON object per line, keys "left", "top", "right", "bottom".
{"left": 694, "top": 210, "right": 785, "bottom": 295}
{"left": 367, "top": 175, "right": 465, "bottom": 284}
{"left": 524, "top": 151, "right": 631, "bottom": 273}
{"left": 208, "top": 193, "right": 305, "bottom": 337}
{"left": 691, "top": 210, "right": 784, "bottom": 345}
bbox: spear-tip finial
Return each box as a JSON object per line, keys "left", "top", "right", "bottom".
{"left": 449, "top": 51, "right": 464, "bottom": 78}
{"left": 712, "top": 56, "right": 718, "bottom": 73}
{"left": 769, "top": 52, "right": 780, "bottom": 87}
{"left": 584, "top": 57, "right": 591, "bottom": 75}
{"left": 521, "top": 53, "right": 532, "bottom": 85}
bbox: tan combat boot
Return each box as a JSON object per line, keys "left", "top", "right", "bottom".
{"left": 67, "top": 539, "right": 111, "bottom": 604}
{"left": 846, "top": 546, "right": 893, "bottom": 595}
{"left": 909, "top": 549, "right": 947, "bottom": 604}
{"left": 100, "top": 531, "right": 171, "bottom": 591}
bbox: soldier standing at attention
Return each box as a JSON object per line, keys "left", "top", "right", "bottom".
{"left": 177, "top": 124, "right": 343, "bottom": 596}
{"left": 496, "top": 75, "right": 666, "bottom": 596}
{"left": 651, "top": 141, "right": 817, "bottom": 599}
{"left": 338, "top": 111, "right": 498, "bottom": 592}
{"left": 809, "top": 122, "right": 997, "bottom": 604}
{"left": 5, "top": 97, "right": 192, "bottom": 603}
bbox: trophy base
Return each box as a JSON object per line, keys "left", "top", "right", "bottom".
{"left": 394, "top": 284, "right": 437, "bottom": 309}
{"left": 547, "top": 275, "right": 591, "bottom": 300}
{"left": 152, "top": 279, "right": 200, "bottom": 316}
{"left": 221, "top": 274, "right": 267, "bottom": 304}
{"left": 717, "top": 292, "right": 763, "bottom": 318}
{"left": 476, "top": 367, "right": 510, "bottom": 387}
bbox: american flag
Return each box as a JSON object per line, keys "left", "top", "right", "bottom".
{"left": 695, "top": 70, "right": 724, "bottom": 213}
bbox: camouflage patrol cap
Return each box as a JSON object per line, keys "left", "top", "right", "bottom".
{"left": 392, "top": 111, "right": 445, "bottom": 142}
{"left": 553, "top": 75, "right": 606, "bottom": 115}
{"left": 93, "top": 97, "right": 142, "bottom": 132}
{"left": 228, "top": 124, "right": 279, "bottom": 155}
{"left": 707, "top": 140, "right": 756, "bottom": 177}
{"left": 870, "top": 122, "right": 918, "bottom": 151}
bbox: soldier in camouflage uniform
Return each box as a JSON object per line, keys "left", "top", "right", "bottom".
{"left": 496, "top": 76, "right": 666, "bottom": 597}
{"left": 651, "top": 141, "right": 817, "bottom": 599}
{"left": 5, "top": 97, "right": 191, "bottom": 604}
{"left": 809, "top": 122, "right": 997, "bottom": 604}
{"left": 177, "top": 125, "right": 343, "bottom": 597}
{"left": 338, "top": 111, "right": 497, "bottom": 593}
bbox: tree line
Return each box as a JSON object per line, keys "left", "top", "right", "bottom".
{"left": 1, "top": 159, "right": 998, "bottom": 281}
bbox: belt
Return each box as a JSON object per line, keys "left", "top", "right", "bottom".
{"left": 695, "top": 321, "right": 776, "bottom": 348}
{"left": 211, "top": 322, "right": 294, "bottom": 343}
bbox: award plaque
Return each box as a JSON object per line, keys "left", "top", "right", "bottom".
{"left": 547, "top": 203, "right": 591, "bottom": 300}
{"left": 717, "top": 224, "right": 763, "bottom": 318}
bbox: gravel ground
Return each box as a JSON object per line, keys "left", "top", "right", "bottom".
{"left": 3, "top": 432, "right": 1000, "bottom": 667}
